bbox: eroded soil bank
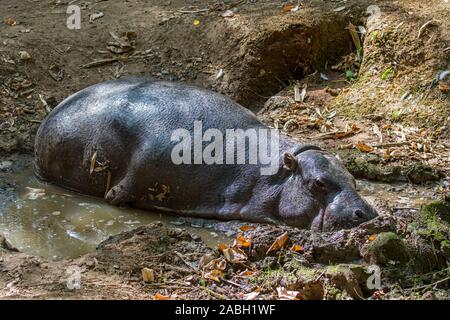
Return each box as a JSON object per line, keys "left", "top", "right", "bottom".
{"left": 0, "top": 0, "right": 449, "bottom": 299}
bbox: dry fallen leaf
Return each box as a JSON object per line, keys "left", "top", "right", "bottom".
{"left": 222, "top": 246, "right": 248, "bottom": 263}
{"left": 141, "top": 267, "right": 155, "bottom": 283}
{"left": 282, "top": 4, "right": 295, "bottom": 12}
{"left": 439, "top": 81, "right": 449, "bottom": 94}
{"left": 204, "top": 269, "right": 224, "bottom": 282}
{"left": 90, "top": 151, "right": 97, "bottom": 174}
{"left": 243, "top": 291, "right": 260, "bottom": 300}
{"left": 373, "top": 124, "right": 383, "bottom": 143}
{"left": 235, "top": 234, "right": 252, "bottom": 248}
{"left": 276, "top": 287, "right": 300, "bottom": 300}
{"left": 153, "top": 293, "right": 171, "bottom": 300}
{"left": 218, "top": 243, "right": 228, "bottom": 251}
{"left": 204, "top": 257, "right": 227, "bottom": 271}
{"left": 199, "top": 253, "right": 215, "bottom": 268}
{"left": 239, "top": 225, "right": 256, "bottom": 232}
{"left": 5, "top": 18, "right": 16, "bottom": 26}
{"left": 368, "top": 234, "right": 377, "bottom": 241}
{"left": 289, "top": 244, "right": 303, "bottom": 252}
{"left": 355, "top": 142, "right": 374, "bottom": 153}
{"left": 266, "top": 232, "right": 289, "bottom": 254}
{"left": 238, "top": 269, "right": 255, "bottom": 276}
{"left": 193, "top": 19, "right": 200, "bottom": 26}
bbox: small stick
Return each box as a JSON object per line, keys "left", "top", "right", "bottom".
{"left": 81, "top": 58, "right": 120, "bottom": 68}
{"left": 177, "top": 8, "right": 208, "bottom": 14}
{"left": 371, "top": 141, "right": 410, "bottom": 148}
{"left": 417, "top": 20, "right": 435, "bottom": 39}
{"left": 200, "top": 286, "right": 227, "bottom": 299}
{"left": 222, "top": 278, "right": 246, "bottom": 289}
{"left": 24, "top": 118, "right": 42, "bottom": 124}
{"left": 174, "top": 251, "right": 200, "bottom": 273}
{"left": 163, "top": 264, "right": 193, "bottom": 274}
{"left": 404, "top": 276, "right": 450, "bottom": 291}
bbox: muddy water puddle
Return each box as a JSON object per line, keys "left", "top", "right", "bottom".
{"left": 0, "top": 167, "right": 440, "bottom": 261}
{"left": 0, "top": 169, "right": 233, "bottom": 260}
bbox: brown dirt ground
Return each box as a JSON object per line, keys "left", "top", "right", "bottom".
{"left": 0, "top": 0, "right": 449, "bottom": 299}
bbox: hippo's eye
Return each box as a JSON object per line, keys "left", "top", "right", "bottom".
{"left": 313, "top": 179, "right": 326, "bottom": 190}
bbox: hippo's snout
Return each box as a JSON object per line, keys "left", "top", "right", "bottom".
{"left": 321, "top": 189, "right": 378, "bottom": 231}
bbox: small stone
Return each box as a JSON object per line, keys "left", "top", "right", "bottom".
{"left": 52, "top": 211, "right": 61, "bottom": 216}
{"left": 18, "top": 51, "right": 31, "bottom": 60}
{"left": 0, "top": 160, "right": 13, "bottom": 170}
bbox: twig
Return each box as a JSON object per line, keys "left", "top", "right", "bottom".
{"left": 444, "top": 47, "right": 450, "bottom": 53}
{"left": 24, "top": 118, "right": 42, "bottom": 124}
{"left": 314, "top": 270, "right": 327, "bottom": 282}
{"left": 404, "top": 276, "right": 450, "bottom": 291}
{"left": 222, "top": 278, "right": 246, "bottom": 289}
{"left": 392, "top": 207, "right": 418, "bottom": 211}
{"left": 227, "top": 0, "right": 245, "bottom": 10}
{"left": 174, "top": 251, "right": 201, "bottom": 273}
{"left": 145, "top": 283, "right": 193, "bottom": 290}
{"left": 177, "top": 8, "right": 208, "bottom": 14}
{"left": 163, "top": 263, "right": 194, "bottom": 274}
{"left": 417, "top": 20, "right": 435, "bottom": 39}
{"left": 371, "top": 141, "right": 410, "bottom": 148}
{"left": 81, "top": 58, "right": 120, "bottom": 68}
{"left": 200, "top": 286, "right": 227, "bottom": 299}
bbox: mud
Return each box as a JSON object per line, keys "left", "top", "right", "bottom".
{"left": 0, "top": 0, "right": 449, "bottom": 300}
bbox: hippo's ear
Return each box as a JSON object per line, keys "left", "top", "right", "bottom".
{"left": 283, "top": 153, "right": 298, "bottom": 172}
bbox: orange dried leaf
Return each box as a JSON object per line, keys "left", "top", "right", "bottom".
{"left": 289, "top": 244, "right": 303, "bottom": 252}
{"left": 204, "top": 269, "right": 224, "bottom": 282}
{"left": 266, "top": 232, "right": 289, "bottom": 254}
{"left": 351, "top": 123, "right": 360, "bottom": 131}
{"left": 217, "top": 243, "right": 229, "bottom": 251}
{"left": 282, "top": 4, "right": 295, "bottom": 12}
{"left": 236, "top": 234, "right": 252, "bottom": 248}
{"left": 334, "top": 130, "right": 353, "bottom": 139}
{"left": 355, "top": 142, "right": 374, "bottom": 153}
{"left": 368, "top": 234, "right": 377, "bottom": 241}
{"left": 439, "top": 81, "right": 449, "bottom": 94}
{"left": 153, "top": 293, "right": 171, "bottom": 300}
{"left": 222, "top": 246, "right": 248, "bottom": 263}
{"left": 5, "top": 18, "right": 16, "bottom": 26}
{"left": 204, "top": 257, "right": 227, "bottom": 271}
{"left": 239, "top": 225, "right": 256, "bottom": 232}
{"left": 239, "top": 269, "right": 255, "bottom": 276}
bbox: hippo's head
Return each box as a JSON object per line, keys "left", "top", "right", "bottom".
{"left": 277, "top": 147, "right": 378, "bottom": 231}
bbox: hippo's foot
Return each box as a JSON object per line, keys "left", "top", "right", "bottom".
{"left": 105, "top": 181, "right": 131, "bottom": 206}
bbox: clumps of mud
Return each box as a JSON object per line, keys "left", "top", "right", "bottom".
{"left": 0, "top": 222, "right": 212, "bottom": 299}
{"left": 339, "top": 151, "right": 444, "bottom": 184}
{"left": 1, "top": 201, "right": 449, "bottom": 300}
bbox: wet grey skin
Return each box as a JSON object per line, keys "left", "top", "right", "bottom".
{"left": 34, "top": 77, "right": 378, "bottom": 231}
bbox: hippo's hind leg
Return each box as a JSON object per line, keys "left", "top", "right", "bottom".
{"left": 104, "top": 151, "right": 142, "bottom": 206}
{"left": 104, "top": 176, "right": 134, "bottom": 206}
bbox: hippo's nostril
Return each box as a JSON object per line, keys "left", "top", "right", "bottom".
{"left": 353, "top": 209, "right": 364, "bottom": 219}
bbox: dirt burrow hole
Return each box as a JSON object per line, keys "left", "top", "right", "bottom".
{"left": 213, "top": 12, "right": 365, "bottom": 108}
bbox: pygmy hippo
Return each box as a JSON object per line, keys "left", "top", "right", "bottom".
{"left": 34, "top": 78, "right": 378, "bottom": 231}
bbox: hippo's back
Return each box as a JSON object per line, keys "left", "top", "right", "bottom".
{"left": 41, "top": 78, "right": 262, "bottom": 135}
{"left": 34, "top": 78, "right": 264, "bottom": 196}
